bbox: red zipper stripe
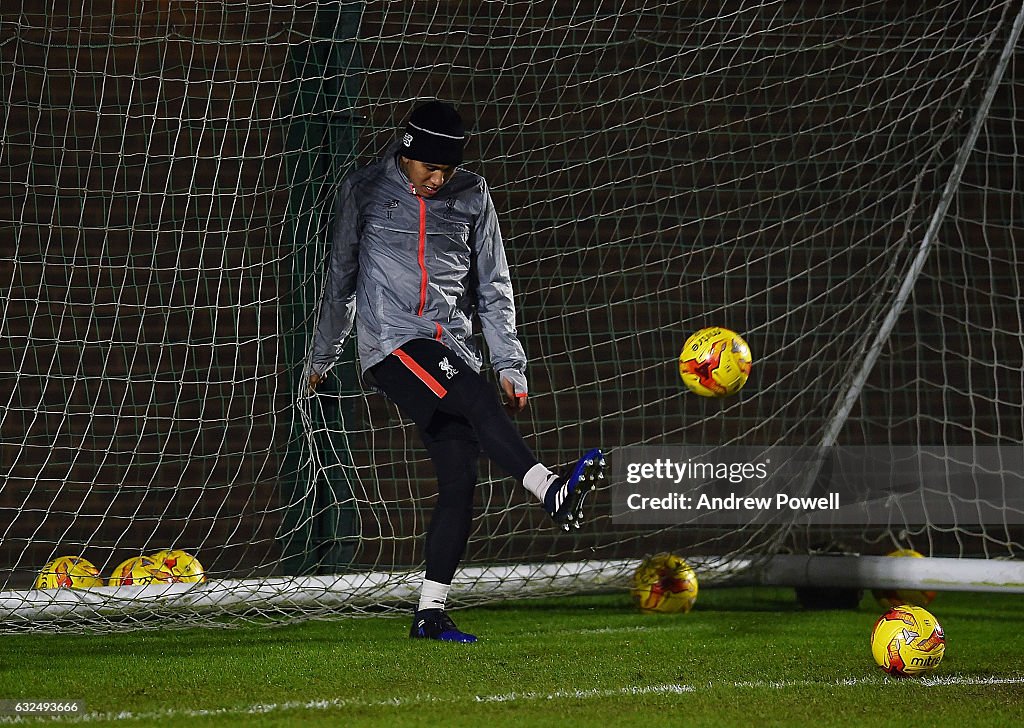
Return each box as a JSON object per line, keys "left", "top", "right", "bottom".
{"left": 416, "top": 196, "right": 428, "bottom": 316}
{"left": 394, "top": 347, "right": 447, "bottom": 398}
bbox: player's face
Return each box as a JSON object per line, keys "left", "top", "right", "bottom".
{"left": 400, "top": 157, "right": 457, "bottom": 198}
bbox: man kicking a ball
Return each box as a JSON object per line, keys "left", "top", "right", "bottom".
{"left": 307, "top": 100, "right": 605, "bottom": 643}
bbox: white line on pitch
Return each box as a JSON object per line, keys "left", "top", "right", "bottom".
{"left": 3, "top": 676, "right": 1021, "bottom": 724}
{"left": 474, "top": 684, "right": 694, "bottom": 703}
{"left": 728, "top": 675, "right": 1024, "bottom": 689}
{"left": 574, "top": 624, "right": 680, "bottom": 635}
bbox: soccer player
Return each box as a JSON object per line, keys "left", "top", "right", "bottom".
{"left": 307, "top": 100, "right": 605, "bottom": 643}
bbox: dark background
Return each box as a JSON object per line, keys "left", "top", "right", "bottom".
{"left": 1, "top": 1, "right": 1021, "bottom": 587}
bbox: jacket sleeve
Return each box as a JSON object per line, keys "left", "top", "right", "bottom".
{"left": 308, "top": 177, "right": 360, "bottom": 376}
{"left": 471, "top": 181, "right": 528, "bottom": 374}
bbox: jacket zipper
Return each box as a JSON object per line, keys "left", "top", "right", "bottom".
{"left": 416, "top": 194, "right": 428, "bottom": 316}
{"left": 413, "top": 191, "right": 443, "bottom": 340}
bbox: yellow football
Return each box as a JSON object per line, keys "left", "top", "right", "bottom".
{"left": 149, "top": 549, "right": 207, "bottom": 583}
{"left": 108, "top": 556, "right": 174, "bottom": 587}
{"left": 630, "top": 553, "right": 699, "bottom": 613}
{"left": 35, "top": 556, "right": 104, "bottom": 589}
{"left": 678, "top": 327, "right": 752, "bottom": 397}
{"left": 870, "top": 605, "right": 945, "bottom": 677}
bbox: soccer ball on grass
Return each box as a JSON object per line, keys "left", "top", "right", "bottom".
{"left": 630, "top": 553, "right": 699, "bottom": 613}
{"left": 870, "top": 604, "right": 945, "bottom": 677}
{"left": 678, "top": 327, "right": 752, "bottom": 397}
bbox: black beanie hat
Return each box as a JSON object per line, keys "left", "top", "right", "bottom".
{"left": 400, "top": 101, "right": 466, "bottom": 166}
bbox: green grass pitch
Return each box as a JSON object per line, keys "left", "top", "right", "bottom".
{"left": 0, "top": 588, "right": 1021, "bottom": 727}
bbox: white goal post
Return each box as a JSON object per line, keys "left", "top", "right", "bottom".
{"left": 3, "top": 555, "right": 1022, "bottom": 629}
{"left": 1, "top": 1, "right": 1023, "bottom": 631}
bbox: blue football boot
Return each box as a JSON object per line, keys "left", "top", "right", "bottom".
{"left": 544, "top": 448, "right": 606, "bottom": 531}
{"left": 409, "top": 609, "right": 478, "bottom": 643}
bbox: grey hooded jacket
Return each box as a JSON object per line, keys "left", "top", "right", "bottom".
{"left": 309, "top": 147, "right": 528, "bottom": 381}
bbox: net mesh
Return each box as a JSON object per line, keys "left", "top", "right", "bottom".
{"left": 0, "top": 0, "right": 1021, "bottom": 631}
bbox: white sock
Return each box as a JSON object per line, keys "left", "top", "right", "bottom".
{"left": 523, "top": 463, "right": 557, "bottom": 502}
{"left": 417, "top": 579, "right": 450, "bottom": 612}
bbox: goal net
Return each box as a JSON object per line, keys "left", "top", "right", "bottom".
{"left": 1, "top": 1, "right": 1022, "bottom": 631}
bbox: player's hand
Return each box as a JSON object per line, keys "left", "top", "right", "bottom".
{"left": 307, "top": 371, "right": 324, "bottom": 393}
{"left": 498, "top": 369, "right": 528, "bottom": 414}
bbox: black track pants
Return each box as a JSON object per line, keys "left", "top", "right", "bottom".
{"left": 369, "top": 338, "right": 540, "bottom": 583}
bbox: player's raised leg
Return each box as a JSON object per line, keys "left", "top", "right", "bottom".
{"left": 523, "top": 448, "right": 606, "bottom": 530}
